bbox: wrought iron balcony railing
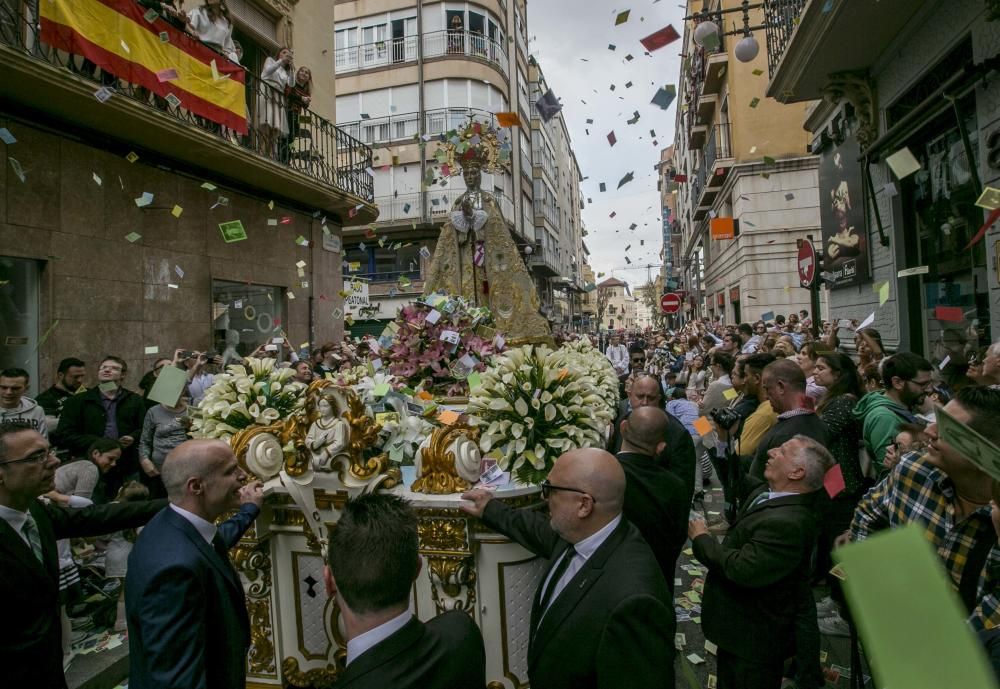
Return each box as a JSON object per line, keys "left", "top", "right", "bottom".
{"left": 339, "top": 107, "right": 499, "bottom": 147}
{"left": 0, "top": 1, "right": 373, "bottom": 202}
{"left": 764, "top": 0, "right": 808, "bottom": 78}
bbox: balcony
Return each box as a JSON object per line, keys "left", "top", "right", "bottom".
{"left": 0, "top": 2, "right": 374, "bottom": 220}
{"left": 335, "top": 30, "right": 509, "bottom": 82}
{"left": 697, "top": 93, "right": 718, "bottom": 123}
{"left": 692, "top": 124, "right": 733, "bottom": 221}
{"left": 526, "top": 245, "right": 559, "bottom": 277}
{"left": 532, "top": 200, "right": 561, "bottom": 231}
{"left": 765, "top": 0, "right": 935, "bottom": 102}
{"left": 339, "top": 107, "right": 499, "bottom": 147}
{"left": 369, "top": 190, "right": 516, "bottom": 228}
{"left": 357, "top": 269, "right": 422, "bottom": 284}
{"left": 689, "top": 123, "right": 708, "bottom": 149}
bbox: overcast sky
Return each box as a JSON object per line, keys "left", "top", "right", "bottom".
{"left": 527, "top": 0, "right": 686, "bottom": 290}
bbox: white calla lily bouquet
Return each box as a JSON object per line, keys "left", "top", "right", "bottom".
{"left": 191, "top": 357, "right": 307, "bottom": 440}
{"left": 466, "top": 343, "right": 618, "bottom": 485}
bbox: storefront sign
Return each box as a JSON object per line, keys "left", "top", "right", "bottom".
{"left": 322, "top": 233, "right": 342, "bottom": 253}
{"left": 729, "top": 287, "right": 740, "bottom": 302}
{"left": 819, "top": 136, "right": 870, "bottom": 288}
{"left": 344, "top": 280, "right": 370, "bottom": 315}
{"left": 716, "top": 292, "right": 724, "bottom": 307}
{"left": 710, "top": 217, "right": 735, "bottom": 240}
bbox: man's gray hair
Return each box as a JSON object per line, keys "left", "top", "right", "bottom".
{"left": 791, "top": 435, "right": 835, "bottom": 491}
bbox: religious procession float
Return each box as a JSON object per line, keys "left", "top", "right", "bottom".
{"left": 190, "top": 121, "right": 620, "bottom": 688}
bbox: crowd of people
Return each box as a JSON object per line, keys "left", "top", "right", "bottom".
{"left": 3, "top": 311, "right": 1000, "bottom": 689}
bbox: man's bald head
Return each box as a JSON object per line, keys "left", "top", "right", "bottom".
{"left": 620, "top": 406, "right": 669, "bottom": 456}
{"left": 549, "top": 448, "right": 625, "bottom": 537}
{"left": 161, "top": 439, "right": 233, "bottom": 502}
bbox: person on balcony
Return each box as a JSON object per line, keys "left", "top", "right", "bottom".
{"left": 185, "top": 0, "right": 239, "bottom": 64}
{"left": 257, "top": 47, "right": 294, "bottom": 158}
{"left": 284, "top": 65, "right": 313, "bottom": 165}
{"left": 447, "top": 15, "right": 464, "bottom": 53}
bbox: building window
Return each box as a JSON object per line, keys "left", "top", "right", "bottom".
{"left": 212, "top": 280, "right": 284, "bottom": 365}
{"left": 0, "top": 257, "right": 40, "bottom": 395}
{"left": 335, "top": 28, "right": 359, "bottom": 71}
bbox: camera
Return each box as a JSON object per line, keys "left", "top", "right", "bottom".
{"left": 709, "top": 406, "right": 743, "bottom": 430}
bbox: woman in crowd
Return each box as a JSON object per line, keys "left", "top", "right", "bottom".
{"left": 881, "top": 423, "right": 927, "bottom": 473}
{"left": 138, "top": 394, "right": 193, "bottom": 499}
{"left": 861, "top": 362, "right": 883, "bottom": 393}
{"left": 855, "top": 327, "right": 886, "bottom": 375}
{"left": 138, "top": 358, "right": 173, "bottom": 402}
{"left": 284, "top": 64, "right": 313, "bottom": 163}
{"left": 772, "top": 334, "right": 798, "bottom": 358}
{"left": 186, "top": 0, "right": 239, "bottom": 62}
{"left": 795, "top": 342, "right": 827, "bottom": 404}
{"left": 812, "top": 352, "right": 865, "bottom": 585}
{"left": 678, "top": 354, "right": 707, "bottom": 403}
{"left": 258, "top": 47, "right": 295, "bottom": 156}
{"left": 47, "top": 438, "right": 121, "bottom": 664}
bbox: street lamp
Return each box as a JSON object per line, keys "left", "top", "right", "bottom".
{"left": 685, "top": 0, "right": 775, "bottom": 64}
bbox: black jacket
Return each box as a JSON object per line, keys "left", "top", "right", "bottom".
{"left": 334, "top": 612, "right": 486, "bottom": 689}
{"left": 481, "top": 500, "right": 674, "bottom": 689}
{"left": 0, "top": 499, "right": 167, "bottom": 689}
{"left": 608, "top": 400, "right": 696, "bottom": 500}
{"left": 617, "top": 451, "right": 689, "bottom": 594}
{"left": 53, "top": 386, "right": 147, "bottom": 476}
{"left": 748, "top": 411, "right": 830, "bottom": 480}
{"left": 692, "top": 483, "right": 821, "bottom": 662}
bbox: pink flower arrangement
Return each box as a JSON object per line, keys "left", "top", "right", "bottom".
{"left": 387, "top": 298, "right": 502, "bottom": 397}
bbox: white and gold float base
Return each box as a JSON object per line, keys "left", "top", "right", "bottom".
{"left": 239, "top": 474, "right": 546, "bottom": 689}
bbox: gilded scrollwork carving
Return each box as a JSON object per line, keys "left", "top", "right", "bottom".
{"left": 418, "top": 516, "right": 470, "bottom": 553}
{"left": 822, "top": 70, "right": 878, "bottom": 151}
{"left": 247, "top": 599, "right": 276, "bottom": 676}
{"left": 412, "top": 423, "right": 481, "bottom": 494}
{"left": 427, "top": 554, "right": 477, "bottom": 615}
{"left": 231, "top": 539, "right": 272, "bottom": 598}
{"left": 281, "top": 656, "right": 338, "bottom": 689}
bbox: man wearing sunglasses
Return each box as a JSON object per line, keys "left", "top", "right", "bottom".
{"left": 0, "top": 423, "right": 166, "bottom": 689}
{"left": 461, "top": 448, "right": 674, "bottom": 689}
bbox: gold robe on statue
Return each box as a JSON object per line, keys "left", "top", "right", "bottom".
{"left": 424, "top": 192, "right": 552, "bottom": 345}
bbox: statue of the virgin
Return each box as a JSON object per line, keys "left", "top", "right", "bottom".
{"left": 423, "top": 121, "right": 552, "bottom": 345}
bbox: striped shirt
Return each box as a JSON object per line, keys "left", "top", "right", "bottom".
{"left": 850, "top": 454, "right": 1000, "bottom": 630}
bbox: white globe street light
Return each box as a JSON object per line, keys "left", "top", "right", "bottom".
{"left": 734, "top": 35, "right": 760, "bottom": 62}
{"left": 693, "top": 20, "right": 720, "bottom": 47}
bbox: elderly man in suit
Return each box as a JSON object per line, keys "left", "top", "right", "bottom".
{"left": 325, "top": 493, "right": 486, "bottom": 688}
{"left": 126, "top": 439, "right": 263, "bottom": 689}
{"left": 0, "top": 422, "right": 165, "bottom": 689}
{"left": 461, "top": 448, "right": 674, "bottom": 689}
{"left": 689, "top": 435, "right": 834, "bottom": 689}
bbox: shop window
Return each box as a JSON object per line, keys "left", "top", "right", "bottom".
{"left": 0, "top": 257, "right": 40, "bottom": 395}
{"left": 212, "top": 280, "right": 284, "bottom": 365}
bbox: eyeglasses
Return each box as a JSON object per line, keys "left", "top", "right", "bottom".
{"left": 0, "top": 448, "right": 55, "bottom": 466}
{"left": 540, "top": 479, "right": 594, "bottom": 501}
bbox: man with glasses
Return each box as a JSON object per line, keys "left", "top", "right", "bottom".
{"left": 55, "top": 356, "right": 147, "bottom": 494}
{"left": 0, "top": 423, "right": 165, "bottom": 689}
{"left": 851, "top": 352, "right": 932, "bottom": 471}
{"left": 460, "top": 448, "right": 674, "bottom": 689}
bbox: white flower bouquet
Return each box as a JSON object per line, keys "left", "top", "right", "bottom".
{"left": 191, "top": 357, "right": 307, "bottom": 440}
{"left": 465, "top": 344, "right": 618, "bottom": 485}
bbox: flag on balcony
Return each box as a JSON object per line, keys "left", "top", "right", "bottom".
{"left": 40, "top": 0, "right": 247, "bottom": 133}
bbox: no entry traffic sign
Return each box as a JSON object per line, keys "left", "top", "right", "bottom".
{"left": 798, "top": 239, "right": 817, "bottom": 288}
{"left": 660, "top": 292, "right": 682, "bottom": 314}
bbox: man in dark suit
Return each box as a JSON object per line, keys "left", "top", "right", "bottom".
{"left": 616, "top": 406, "right": 690, "bottom": 595}
{"left": 461, "top": 448, "right": 674, "bottom": 689}
{"left": 0, "top": 422, "right": 166, "bottom": 689}
{"left": 608, "top": 373, "right": 696, "bottom": 500}
{"left": 325, "top": 493, "right": 486, "bottom": 688}
{"left": 126, "top": 439, "right": 263, "bottom": 689}
{"left": 689, "top": 435, "right": 833, "bottom": 689}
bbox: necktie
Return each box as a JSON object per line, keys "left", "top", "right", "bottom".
{"left": 538, "top": 545, "right": 577, "bottom": 612}
{"left": 22, "top": 513, "right": 44, "bottom": 564}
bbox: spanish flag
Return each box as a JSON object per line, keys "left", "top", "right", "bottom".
{"left": 40, "top": 0, "right": 247, "bottom": 134}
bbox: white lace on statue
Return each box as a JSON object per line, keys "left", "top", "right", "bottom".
{"left": 450, "top": 207, "right": 488, "bottom": 243}
{"left": 306, "top": 397, "right": 348, "bottom": 471}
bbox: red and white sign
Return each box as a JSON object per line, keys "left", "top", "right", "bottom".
{"left": 660, "top": 292, "right": 682, "bottom": 314}
{"left": 798, "top": 239, "right": 817, "bottom": 288}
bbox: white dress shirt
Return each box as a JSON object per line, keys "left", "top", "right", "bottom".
{"left": 170, "top": 504, "right": 217, "bottom": 544}
{"left": 0, "top": 503, "right": 31, "bottom": 547}
{"left": 346, "top": 610, "right": 412, "bottom": 666}
{"left": 539, "top": 515, "right": 622, "bottom": 617}
{"left": 606, "top": 345, "right": 629, "bottom": 375}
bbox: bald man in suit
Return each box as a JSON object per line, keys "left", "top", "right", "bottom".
{"left": 462, "top": 448, "right": 674, "bottom": 689}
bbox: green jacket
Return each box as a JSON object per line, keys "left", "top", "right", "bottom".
{"left": 852, "top": 391, "right": 920, "bottom": 470}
